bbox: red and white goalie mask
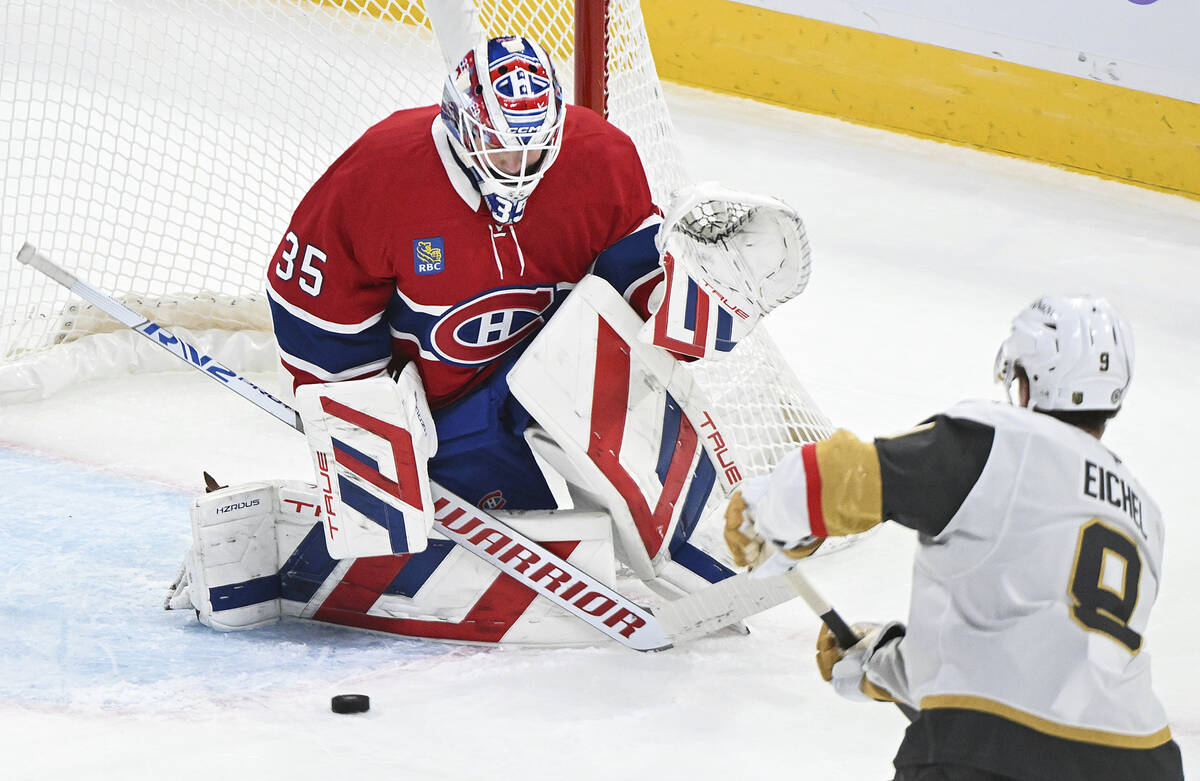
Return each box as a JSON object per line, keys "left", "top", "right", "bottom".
{"left": 440, "top": 35, "right": 565, "bottom": 224}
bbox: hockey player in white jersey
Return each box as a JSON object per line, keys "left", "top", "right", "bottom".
{"left": 724, "top": 295, "right": 1184, "bottom": 780}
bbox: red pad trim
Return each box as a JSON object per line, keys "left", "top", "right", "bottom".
{"left": 314, "top": 541, "right": 581, "bottom": 642}
{"left": 320, "top": 395, "right": 424, "bottom": 511}
{"left": 801, "top": 443, "right": 827, "bottom": 538}
{"left": 586, "top": 319, "right": 698, "bottom": 558}
{"left": 651, "top": 253, "right": 710, "bottom": 359}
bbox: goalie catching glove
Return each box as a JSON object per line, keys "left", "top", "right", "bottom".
{"left": 641, "top": 182, "right": 811, "bottom": 359}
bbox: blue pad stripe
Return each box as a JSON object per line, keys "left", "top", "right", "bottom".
{"left": 670, "top": 541, "right": 735, "bottom": 585}
{"left": 666, "top": 452, "right": 731, "bottom": 584}
{"left": 684, "top": 278, "right": 699, "bottom": 330}
{"left": 209, "top": 575, "right": 281, "bottom": 612}
{"left": 715, "top": 308, "right": 736, "bottom": 352}
{"left": 655, "top": 394, "right": 685, "bottom": 484}
{"left": 676, "top": 450, "right": 717, "bottom": 543}
{"left": 331, "top": 436, "right": 376, "bottom": 469}
{"left": 279, "top": 522, "right": 338, "bottom": 604}
{"left": 337, "top": 475, "right": 410, "bottom": 554}
{"left": 383, "top": 540, "right": 456, "bottom": 597}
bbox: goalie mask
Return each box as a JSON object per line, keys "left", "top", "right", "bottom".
{"left": 440, "top": 36, "right": 565, "bottom": 224}
{"left": 994, "top": 295, "right": 1134, "bottom": 412}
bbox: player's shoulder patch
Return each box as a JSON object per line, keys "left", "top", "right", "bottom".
{"left": 413, "top": 237, "right": 446, "bottom": 275}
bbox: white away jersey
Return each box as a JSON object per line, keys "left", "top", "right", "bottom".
{"left": 898, "top": 400, "right": 1169, "bottom": 747}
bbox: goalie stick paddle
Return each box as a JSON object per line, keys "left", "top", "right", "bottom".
{"left": 16, "top": 243, "right": 817, "bottom": 651}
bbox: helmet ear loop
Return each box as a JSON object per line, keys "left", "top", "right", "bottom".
{"left": 994, "top": 344, "right": 1016, "bottom": 405}
{"left": 1002, "top": 366, "right": 1017, "bottom": 405}
{"left": 1011, "top": 364, "right": 1033, "bottom": 408}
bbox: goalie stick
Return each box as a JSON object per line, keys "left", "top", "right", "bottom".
{"left": 16, "top": 242, "right": 818, "bottom": 651}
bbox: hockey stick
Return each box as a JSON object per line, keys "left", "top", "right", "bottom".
{"left": 16, "top": 243, "right": 816, "bottom": 650}
{"left": 756, "top": 552, "right": 919, "bottom": 720}
{"left": 749, "top": 553, "right": 858, "bottom": 646}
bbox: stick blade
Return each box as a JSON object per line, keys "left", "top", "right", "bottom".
{"left": 654, "top": 568, "right": 801, "bottom": 644}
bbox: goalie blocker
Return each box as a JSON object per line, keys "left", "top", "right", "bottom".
{"left": 294, "top": 364, "right": 438, "bottom": 559}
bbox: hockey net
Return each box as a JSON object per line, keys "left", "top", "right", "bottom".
{"left": 1, "top": 0, "right": 833, "bottom": 532}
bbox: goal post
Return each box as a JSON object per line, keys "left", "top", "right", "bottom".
{"left": 573, "top": 0, "right": 608, "bottom": 115}
{"left": 1, "top": 0, "right": 835, "bottom": 550}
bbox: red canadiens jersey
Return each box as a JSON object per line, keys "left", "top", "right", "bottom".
{"left": 267, "top": 104, "right": 664, "bottom": 408}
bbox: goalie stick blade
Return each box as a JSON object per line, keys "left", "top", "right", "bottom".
{"left": 653, "top": 567, "right": 804, "bottom": 644}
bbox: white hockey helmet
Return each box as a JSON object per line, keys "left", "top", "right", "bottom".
{"left": 439, "top": 35, "right": 565, "bottom": 224}
{"left": 994, "top": 295, "right": 1134, "bottom": 412}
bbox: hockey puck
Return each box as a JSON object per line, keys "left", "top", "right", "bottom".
{"left": 331, "top": 694, "right": 370, "bottom": 714}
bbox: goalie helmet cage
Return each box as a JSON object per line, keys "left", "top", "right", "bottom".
{"left": 0, "top": 0, "right": 832, "bottom": 526}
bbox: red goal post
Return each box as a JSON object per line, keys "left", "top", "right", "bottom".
{"left": 1, "top": 0, "right": 834, "bottom": 548}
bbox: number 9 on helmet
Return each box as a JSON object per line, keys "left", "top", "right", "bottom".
{"left": 440, "top": 35, "right": 565, "bottom": 224}
{"left": 994, "top": 295, "right": 1135, "bottom": 412}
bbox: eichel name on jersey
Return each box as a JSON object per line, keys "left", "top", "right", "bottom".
{"left": 1084, "top": 459, "right": 1145, "bottom": 537}
{"left": 792, "top": 400, "right": 1182, "bottom": 781}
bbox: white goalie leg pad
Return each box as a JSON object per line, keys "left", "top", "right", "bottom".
{"left": 167, "top": 480, "right": 332, "bottom": 630}
{"left": 339, "top": 508, "right": 619, "bottom": 647}
{"left": 169, "top": 482, "right": 284, "bottom": 631}
{"left": 170, "top": 480, "right": 628, "bottom": 646}
{"left": 510, "top": 275, "right": 736, "bottom": 594}
{"left": 294, "top": 365, "right": 437, "bottom": 559}
{"left": 640, "top": 181, "right": 811, "bottom": 359}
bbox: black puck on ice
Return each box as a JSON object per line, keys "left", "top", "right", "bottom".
{"left": 331, "top": 694, "right": 370, "bottom": 714}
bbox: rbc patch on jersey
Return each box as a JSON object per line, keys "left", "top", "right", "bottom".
{"left": 414, "top": 238, "right": 445, "bottom": 275}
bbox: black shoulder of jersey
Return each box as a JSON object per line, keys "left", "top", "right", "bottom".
{"left": 875, "top": 414, "right": 995, "bottom": 537}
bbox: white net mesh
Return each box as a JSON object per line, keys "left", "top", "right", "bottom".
{"left": 1, "top": 0, "right": 832, "bottom": 504}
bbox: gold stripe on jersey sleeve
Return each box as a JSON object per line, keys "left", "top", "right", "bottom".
{"left": 921, "top": 694, "right": 1173, "bottom": 749}
{"left": 814, "top": 429, "right": 883, "bottom": 536}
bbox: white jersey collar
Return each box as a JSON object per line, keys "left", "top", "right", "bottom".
{"left": 431, "top": 116, "right": 482, "bottom": 213}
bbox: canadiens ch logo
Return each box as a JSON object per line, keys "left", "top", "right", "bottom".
{"left": 414, "top": 237, "right": 445, "bottom": 275}
{"left": 478, "top": 490, "right": 506, "bottom": 510}
{"left": 429, "top": 286, "right": 556, "bottom": 366}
